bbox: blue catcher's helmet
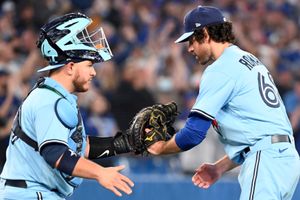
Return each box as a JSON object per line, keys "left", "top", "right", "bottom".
{"left": 36, "top": 13, "right": 113, "bottom": 72}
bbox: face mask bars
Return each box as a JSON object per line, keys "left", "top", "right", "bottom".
{"left": 78, "top": 27, "right": 113, "bottom": 58}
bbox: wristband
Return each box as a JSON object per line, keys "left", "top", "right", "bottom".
{"left": 88, "top": 136, "right": 116, "bottom": 159}
{"left": 57, "top": 148, "right": 80, "bottom": 175}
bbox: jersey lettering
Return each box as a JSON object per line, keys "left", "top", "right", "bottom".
{"left": 239, "top": 54, "right": 262, "bottom": 70}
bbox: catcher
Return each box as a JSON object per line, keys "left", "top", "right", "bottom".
{"left": 0, "top": 12, "right": 178, "bottom": 200}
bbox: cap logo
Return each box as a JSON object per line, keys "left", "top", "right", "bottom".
{"left": 195, "top": 23, "right": 201, "bottom": 27}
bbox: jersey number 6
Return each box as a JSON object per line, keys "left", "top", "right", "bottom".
{"left": 257, "top": 72, "right": 280, "bottom": 108}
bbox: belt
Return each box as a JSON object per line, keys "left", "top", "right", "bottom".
{"left": 4, "top": 179, "right": 27, "bottom": 188}
{"left": 244, "top": 135, "right": 291, "bottom": 154}
{"left": 4, "top": 179, "right": 59, "bottom": 193}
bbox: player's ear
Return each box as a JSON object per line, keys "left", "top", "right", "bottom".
{"left": 203, "top": 28, "right": 210, "bottom": 43}
{"left": 65, "top": 62, "right": 75, "bottom": 76}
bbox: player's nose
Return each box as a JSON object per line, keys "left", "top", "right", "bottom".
{"left": 91, "top": 66, "right": 96, "bottom": 77}
{"left": 188, "top": 45, "right": 194, "bottom": 53}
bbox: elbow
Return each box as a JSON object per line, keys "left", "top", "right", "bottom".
{"left": 175, "top": 129, "right": 206, "bottom": 151}
{"left": 189, "top": 136, "right": 205, "bottom": 147}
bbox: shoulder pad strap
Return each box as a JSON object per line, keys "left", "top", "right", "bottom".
{"left": 55, "top": 98, "right": 78, "bottom": 129}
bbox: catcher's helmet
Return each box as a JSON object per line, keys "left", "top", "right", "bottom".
{"left": 36, "top": 13, "right": 113, "bottom": 72}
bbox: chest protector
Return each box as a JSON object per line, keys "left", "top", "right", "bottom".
{"left": 10, "top": 78, "right": 84, "bottom": 188}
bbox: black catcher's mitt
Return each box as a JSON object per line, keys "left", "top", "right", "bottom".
{"left": 128, "top": 101, "right": 178, "bottom": 155}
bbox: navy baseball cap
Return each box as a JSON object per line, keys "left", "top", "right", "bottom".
{"left": 175, "top": 6, "right": 226, "bottom": 43}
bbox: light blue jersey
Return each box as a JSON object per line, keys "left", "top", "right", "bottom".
{"left": 0, "top": 77, "right": 86, "bottom": 199}
{"left": 192, "top": 45, "right": 293, "bottom": 162}
{"left": 191, "top": 45, "right": 300, "bottom": 200}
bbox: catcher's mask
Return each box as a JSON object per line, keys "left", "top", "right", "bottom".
{"left": 36, "top": 13, "right": 113, "bottom": 72}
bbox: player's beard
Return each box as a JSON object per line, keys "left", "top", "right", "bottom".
{"left": 195, "top": 46, "right": 214, "bottom": 66}
{"left": 73, "top": 74, "right": 90, "bottom": 93}
{"left": 198, "top": 55, "right": 214, "bottom": 66}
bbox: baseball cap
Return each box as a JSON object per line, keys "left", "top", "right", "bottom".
{"left": 175, "top": 6, "right": 226, "bottom": 43}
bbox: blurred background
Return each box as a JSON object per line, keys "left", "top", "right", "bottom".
{"left": 0, "top": 0, "right": 299, "bottom": 199}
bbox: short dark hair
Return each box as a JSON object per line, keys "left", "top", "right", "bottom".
{"left": 193, "top": 22, "right": 235, "bottom": 44}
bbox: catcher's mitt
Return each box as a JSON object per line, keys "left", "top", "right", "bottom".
{"left": 128, "top": 101, "right": 178, "bottom": 156}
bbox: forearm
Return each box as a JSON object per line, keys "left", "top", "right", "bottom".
{"left": 54, "top": 151, "right": 104, "bottom": 180}
{"left": 148, "top": 115, "right": 210, "bottom": 155}
{"left": 87, "top": 136, "right": 116, "bottom": 159}
{"left": 147, "top": 136, "right": 182, "bottom": 155}
{"left": 71, "top": 157, "right": 105, "bottom": 180}
{"left": 65, "top": 155, "right": 134, "bottom": 197}
{"left": 214, "top": 155, "right": 239, "bottom": 175}
{"left": 86, "top": 133, "right": 133, "bottom": 159}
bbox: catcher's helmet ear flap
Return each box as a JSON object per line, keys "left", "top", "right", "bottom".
{"left": 36, "top": 12, "right": 113, "bottom": 72}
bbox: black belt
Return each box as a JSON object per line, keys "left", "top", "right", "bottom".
{"left": 4, "top": 179, "right": 59, "bottom": 193}
{"left": 243, "top": 135, "right": 291, "bottom": 154}
{"left": 4, "top": 179, "right": 27, "bottom": 188}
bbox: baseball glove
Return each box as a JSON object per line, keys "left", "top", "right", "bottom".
{"left": 127, "top": 101, "right": 178, "bottom": 156}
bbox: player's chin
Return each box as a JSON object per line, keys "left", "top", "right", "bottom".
{"left": 84, "top": 80, "right": 93, "bottom": 90}
{"left": 75, "top": 84, "right": 90, "bottom": 93}
{"left": 83, "top": 84, "right": 91, "bottom": 92}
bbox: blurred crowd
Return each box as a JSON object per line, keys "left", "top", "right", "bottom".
{"left": 0, "top": 0, "right": 299, "bottom": 175}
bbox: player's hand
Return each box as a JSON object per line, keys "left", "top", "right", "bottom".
{"left": 192, "top": 163, "right": 221, "bottom": 189}
{"left": 145, "top": 128, "right": 165, "bottom": 155}
{"left": 96, "top": 165, "right": 134, "bottom": 197}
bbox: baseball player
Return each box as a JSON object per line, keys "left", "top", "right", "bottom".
{"left": 0, "top": 13, "right": 135, "bottom": 200}
{"left": 147, "top": 6, "right": 300, "bottom": 200}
